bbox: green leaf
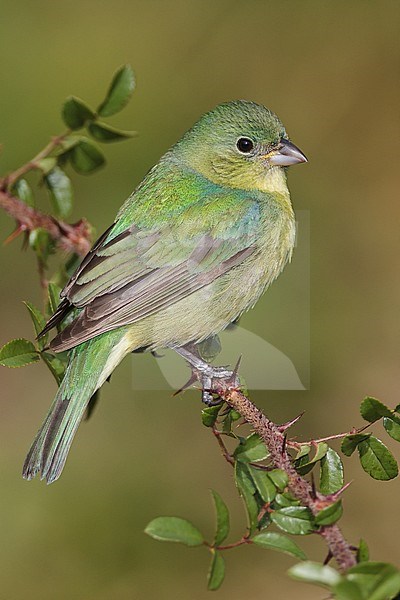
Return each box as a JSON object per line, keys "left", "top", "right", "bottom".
{"left": 249, "top": 468, "right": 276, "bottom": 503}
{"left": 29, "top": 228, "right": 54, "bottom": 264}
{"left": 48, "top": 282, "right": 62, "bottom": 316}
{"left": 87, "top": 121, "right": 136, "bottom": 143}
{"left": 45, "top": 167, "right": 73, "bottom": 218}
{"left": 252, "top": 532, "right": 306, "bottom": 560}
{"left": 288, "top": 561, "right": 342, "bottom": 588}
{"left": 320, "top": 447, "right": 344, "bottom": 494}
{"left": 97, "top": 64, "right": 135, "bottom": 117}
{"left": 234, "top": 433, "right": 269, "bottom": 463}
{"left": 41, "top": 352, "right": 67, "bottom": 385}
{"left": 268, "top": 469, "right": 289, "bottom": 492}
{"left": 271, "top": 506, "right": 315, "bottom": 535}
{"left": 24, "top": 302, "right": 47, "bottom": 349}
{"left": 62, "top": 96, "right": 95, "bottom": 130}
{"left": 358, "top": 436, "right": 398, "bottom": 480}
{"left": 234, "top": 461, "right": 258, "bottom": 534}
{"left": 295, "top": 442, "right": 329, "bottom": 476}
{"left": 36, "top": 157, "right": 57, "bottom": 174}
{"left": 341, "top": 433, "right": 371, "bottom": 457}
{"left": 347, "top": 562, "right": 400, "bottom": 599}
{"left": 357, "top": 539, "right": 369, "bottom": 563}
{"left": 383, "top": 416, "right": 400, "bottom": 442}
{"left": 211, "top": 490, "right": 230, "bottom": 546}
{"left": 0, "top": 338, "right": 39, "bottom": 367}
{"left": 201, "top": 404, "right": 221, "bottom": 427}
{"left": 295, "top": 444, "right": 311, "bottom": 460}
{"left": 207, "top": 550, "right": 225, "bottom": 591}
{"left": 360, "top": 396, "right": 392, "bottom": 423}
{"left": 13, "top": 179, "right": 34, "bottom": 207}
{"left": 333, "top": 579, "right": 364, "bottom": 600}
{"left": 315, "top": 500, "right": 343, "bottom": 526}
{"left": 144, "top": 516, "right": 203, "bottom": 546}
{"left": 70, "top": 139, "right": 105, "bottom": 174}
{"left": 273, "top": 492, "right": 300, "bottom": 508}
{"left": 368, "top": 572, "right": 400, "bottom": 600}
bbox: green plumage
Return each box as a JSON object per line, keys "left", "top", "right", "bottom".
{"left": 23, "top": 100, "right": 306, "bottom": 483}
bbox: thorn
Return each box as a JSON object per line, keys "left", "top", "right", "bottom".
{"left": 173, "top": 372, "right": 198, "bottom": 396}
{"left": 3, "top": 224, "right": 23, "bottom": 245}
{"left": 278, "top": 411, "right": 305, "bottom": 433}
{"left": 329, "top": 480, "right": 354, "bottom": 500}
{"left": 232, "top": 355, "right": 242, "bottom": 377}
{"left": 323, "top": 550, "right": 333, "bottom": 565}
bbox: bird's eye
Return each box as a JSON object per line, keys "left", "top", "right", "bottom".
{"left": 236, "top": 137, "right": 254, "bottom": 154}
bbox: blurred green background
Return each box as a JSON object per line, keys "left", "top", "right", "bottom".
{"left": 1, "top": 1, "right": 399, "bottom": 598}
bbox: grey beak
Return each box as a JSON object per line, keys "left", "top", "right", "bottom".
{"left": 269, "top": 138, "right": 308, "bottom": 167}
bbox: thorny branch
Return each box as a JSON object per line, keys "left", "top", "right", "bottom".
{"left": 198, "top": 373, "right": 357, "bottom": 572}
{"left": 0, "top": 132, "right": 92, "bottom": 256}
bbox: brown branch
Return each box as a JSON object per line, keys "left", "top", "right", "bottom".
{"left": 208, "top": 381, "right": 357, "bottom": 572}
{"left": 0, "top": 190, "right": 91, "bottom": 256}
{"left": 0, "top": 130, "right": 92, "bottom": 257}
{"left": 3, "top": 131, "right": 70, "bottom": 190}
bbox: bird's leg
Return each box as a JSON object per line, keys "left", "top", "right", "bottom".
{"left": 173, "top": 343, "right": 237, "bottom": 405}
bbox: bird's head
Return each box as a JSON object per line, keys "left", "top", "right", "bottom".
{"left": 173, "top": 100, "right": 307, "bottom": 192}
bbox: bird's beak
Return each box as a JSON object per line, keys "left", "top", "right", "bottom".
{"left": 265, "top": 138, "right": 308, "bottom": 167}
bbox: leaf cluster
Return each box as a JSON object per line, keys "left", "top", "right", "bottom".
{"left": 144, "top": 402, "right": 400, "bottom": 596}
{"left": 8, "top": 65, "right": 135, "bottom": 269}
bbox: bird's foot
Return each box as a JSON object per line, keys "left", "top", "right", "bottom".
{"left": 173, "top": 345, "right": 240, "bottom": 405}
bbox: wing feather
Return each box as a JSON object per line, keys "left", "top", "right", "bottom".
{"left": 47, "top": 189, "right": 260, "bottom": 352}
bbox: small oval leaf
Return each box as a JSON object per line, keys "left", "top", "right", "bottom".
{"left": 70, "top": 139, "right": 105, "bottom": 174}
{"left": 144, "top": 516, "right": 203, "bottom": 546}
{"left": 87, "top": 121, "right": 136, "bottom": 143}
{"left": 249, "top": 468, "right": 276, "bottom": 503}
{"left": 13, "top": 179, "right": 34, "bottom": 207}
{"left": 0, "top": 338, "right": 39, "bottom": 367}
{"left": 360, "top": 396, "right": 392, "bottom": 423}
{"left": 333, "top": 579, "right": 364, "bottom": 600}
{"left": 252, "top": 532, "right": 306, "bottom": 560}
{"left": 320, "top": 447, "right": 344, "bottom": 494}
{"left": 201, "top": 404, "right": 221, "bottom": 428}
{"left": 358, "top": 437, "right": 398, "bottom": 480}
{"left": 289, "top": 561, "right": 342, "bottom": 588}
{"left": 234, "top": 461, "right": 258, "bottom": 534}
{"left": 383, "top": 416, "right": 400, "bottom": 442}
{"left": 341, "top": 433, "right": 371, "bottom": 457}
{"left": 41, "top": 352, "right": 67, "bottom": 385}
{"left": 45, "top": 167, "right": 73, "bottom": 218}
{"left": 271, "top": 506, "right": 315, "bottom": 535}
{"left": 234, "top": 432, "right": 269, "bottom": 463}
{"left": 28, "top": 228, "right": 54, "bottom": 263}
{"left": 268, "top": 469, "right": 289, "bottom": 491}
{"left": 315, "top": 500, "right": 343, "bottom": 526}
{"left": 357, "top": 538, "right": 370, "bottom": 563}
{"left": 211, "top": 490, "right": 230, "bottom": 546}
{"left": 97, "top": 64, "right": 135, "bottom": 117}
{"left": 24, "top": 302, "right": 47, "bottom": 349}
{"left": 62, "top": 96, "right": 95, "bottom": 130}
{"left": 207, "top": 550, "right": 225, "bottom": 591}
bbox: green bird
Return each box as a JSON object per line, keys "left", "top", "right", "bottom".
{"left": 22, "top": 100, "right": 307, "bottom": 484}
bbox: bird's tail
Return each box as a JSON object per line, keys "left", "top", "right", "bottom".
{"left": 23, "top": 328, "right": 132, "bottom": 484}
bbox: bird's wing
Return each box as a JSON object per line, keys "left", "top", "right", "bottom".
{"left": 48, "top": 191, "right": 261, "bottom": 351}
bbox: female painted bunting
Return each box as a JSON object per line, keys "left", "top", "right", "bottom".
{"left": 23, "top": 100, "right": 307, "bottom": 483}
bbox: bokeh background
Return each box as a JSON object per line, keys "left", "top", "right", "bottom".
{"left": 1, "top": 1, "right": 399, "bottom": 598}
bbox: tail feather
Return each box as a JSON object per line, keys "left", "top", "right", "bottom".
{"left": 23, "top": 329, "right": 132, "bottom": 484}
